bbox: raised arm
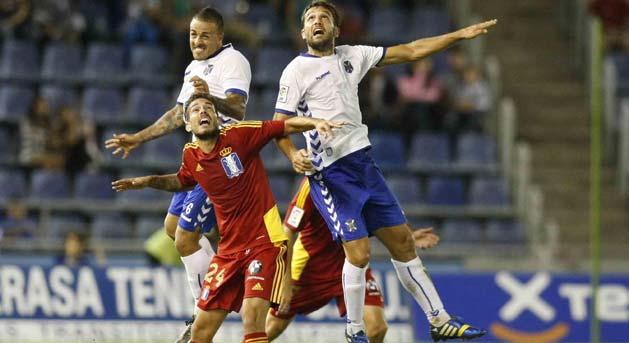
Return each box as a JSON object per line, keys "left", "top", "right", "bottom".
{"left": 379, "top": 19, "right": 497, "bottom": 66}
{"left": 111, "top": 174, "right": 192, "bottom": 193}
{"left": 283, "top": 116, "right": 346, "bottom": 137}
{"left": 191, "top": 76, "right": 247, "bottom": 120}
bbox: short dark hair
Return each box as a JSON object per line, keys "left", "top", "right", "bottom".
{"left": 183, "top": 93, "right": 214, "bottom": 121}
{"left": 301, "top": 1, "right": 340, "bottom": 27}
{"left": 193, "top": 6, "right": 224, "bottom": 32}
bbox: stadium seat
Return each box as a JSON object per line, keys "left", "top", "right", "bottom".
{"left": 426, "top": 176, "right": 465, "bottom": 206}
{"left": 41, "top": 42, "right": 83, "bottom": 83}
{"left": 369, "top": 132, "right": 406, "bottom": 169}
{"left": 441, "top": 219, "right": 483, "bottom": 243}
{"left": 253, "top": 47, "right": 294, "bottom": 86}
{"left": 387, "top": 174, "right": 422, "bottom": 204}
{"left": 260, "top": 144, "right": 290, "bottom": 170}
{"left": 30, "top": 170, "right": 71, "bottom": 199}
{"left": 91, "top": 214, "right": 134, "bottom": 239}
{"left": 0, "top": 40, "right": 39, "bottom": 81}
{"left": 83, "top": 43, "right": 126, "bottom": 83}
{"left": 100, "top": 127, "right": 146, "bottom": 166}
{"left": 74, "top": 171, "right": 115, "bottom": 200}
{"left": 269, "top": 175, "right": 293, "bottom": 203}
{"left": 367, "top": 8, "right": 408, "bottom": 45}
{"left": 116, "top": 174, "right": 170, "bottom": 203}
{"left": 0, "top": 86, "right": 35, "bottom": 123}
{"left": 39, "top": 85, "right": 79, "bottom": 113}
{"left": 81, "top": 87, "right": 124, "bottom": 124}
{"left": 129, "top": 44, "right": 171, "bottom": 84}
{"left": 244, "top": 4, "right": 288, "bottom": 42}
{"left": 0, "top": 127, "right": 16, "bottom": 162}
{"left": 247, "top": 88, "right": 276, "bottom": 120}
{"left": 455, "top": 132, "right": 497, "bottom": 168}
{"left": 0, "top": 170, "right": 27, "bottom": 201}
{"left": 135, "top": 215, "right": 165, "bottom": 239}
{"left": 142, "top": 133, "right": 187, "bottom": 168}
{"left": 408, "top": 6, "right": 450, "bottom": 38}
{"left": 46, "top": 215, "right": 89, "bottom": 240}
{"left": 126, "top": 87, "right": 170, "bottom": 124}
{"left": 408, "top": 133, "right": 451, "bottom": 168}
{"left": 486, "top": 219, "right": 525, "bottom": 243}
{"left": 470, "top": 176, "right": 510, "bottom": 207}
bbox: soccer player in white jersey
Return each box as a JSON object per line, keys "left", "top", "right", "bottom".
{"left": 104, "top": 7, "right": 251, "bottom": 342}
{"left": 273, "top": 1, "right": 497, "bottom": 342}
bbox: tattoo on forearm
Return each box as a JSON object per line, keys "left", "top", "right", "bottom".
{"left": 138, "top": 107, "right": 184, "bottom": 141}
{"left": 212, "top": 95, "right": 245, "bottom": 120}
{"left": 147, "top": 175, "right": 182, "bottom": 192}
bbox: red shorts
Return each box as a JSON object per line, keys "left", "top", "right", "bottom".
{"left": 270, "top": 268, "right": 384, "bottom": 319}
{"left": 197, "top": 243, "right": 287, "bottom": 313}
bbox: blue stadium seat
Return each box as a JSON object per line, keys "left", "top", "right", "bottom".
{"left": 367, "top": 8, "right": 408, "bottom": 45}
{"left": 611, "top": 53, "right": 629, "bottom": 84}
{"left": 408, "top": 7, "right": 450, "bottom": 38}
{"left": 0, "top": 86, "right": 35, "bottom": 123}
{"left": 486, "top": 219, "right": 524, "bottom": 243}
{"left": 470, "top": 176, "right": 509, "bottom": 206}
{"left": 455, "top": 133, "right": 497, "bottom": 168}
{"left": 387, "top": 174, "right": 421, "bottom": 204}
{"left": 260, "top": 144, "right": 289, "bottom": 170}
{"left": 408, "top": 133, "right": 451, "bottom": 168}
{"left": 74, "top": 171, "right": 115, "bottom": 200}
{"left": 40, "top": 85, "right": 78, "bottom": 113}
{"left": 47, "top": 215, "right": 89, "bottom": 240}
{"left": 409, "top": 218, "right": 436, "bottom": 230}
{"left": 426, "top": 176, "right": 465, "bottom": 206}
{"left": 441, "top": 219, "right": 482, "bottom": 243}
{"left": 91, "top": 214, "right": 134, "bottom": 239}
{"left": 81, "top": 87, "right": 124, "bottom": 124}
{"left": 41, "top": 42, "right": 83, "bottom": 83}
{"left": 253, "top": 47, "right": 294, "bottom": 85}
{"left": 0, "top": 40, "right": 39, "bottom": 81}
{"left": 30, "top": 170, "right": 71, "bottom": 199}
{"left": 83, "top": 43, "right": 126, "bottom": 83}
{"left": 130, "top": 44, "right": 170, "bottom": 84}
{"left": 269, "top": 175, "right": 293, "bottom": 203}
{"left": 135, "top": 215, "right": 165, "bottom": 239}
{"left": 142, "top": 133, "right": 186, "bottom": 168}
{"left": 116, "top": 172, "right": 170, "bottom": 203}
{"left": 126, "top": 87, "right": 170, "bottom": 124}
{"left": 0, "top": 127, "right": 16, "bottom": 162}
{"left": 100, "top": 127, "right": 146, "bottom": 166}
{"left": 369, "top": 132, "right": 405, "bottom": 169}
{"left": 248, "top": 88, "right": 276, "bottom": 120}
{"left": 245, "top": 4, "right": 287, "bottom": 42}
{"left": 0, "top": 170, "right": 27, "bottom": 201}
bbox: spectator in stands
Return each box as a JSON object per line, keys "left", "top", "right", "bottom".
{"left": 0, "top": 198, "right": 36, "bottom": 245}
{"left": 30, "top": 0, "right": 86, "bottom": 43}
{"left": 56, "top": 231, "right": 106, "bottom": 267}
{"left": 359, "top": 67, "right": 400, "bottom": 130}
{"left": 121, "top": 0, "right": 161, "bottom": 62}
{"left": 50, "top": 105, "right": 101, "bottom": 177}
{"left": 442, "top": 46, "right": 468, "bottom": 103}
{"left": 397, "top": 58, "right": 445, "bottom": 136}
{"left": 0, "top": 0, "right": 30, "bottom": 39}
{"left": 19, "top": 96, "right": 64, "bottom": 169}
{"left": 450, "top": 65, "right": 492, "bottom": 132}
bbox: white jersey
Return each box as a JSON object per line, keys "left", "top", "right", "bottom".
{"left": 274, "top": 45, "right": 386, "bottom": 168}
{"left": 177, "top": 43, "right": 251, "bottom": 126}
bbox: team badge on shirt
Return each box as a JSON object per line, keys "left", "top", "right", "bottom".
{"left": 220, "top": 147, "right": 244, "bottom": 178}
{"left": 278, "top": 85, "right": 289, "bottom": 103}
{"left": 343, "top": 60, "right": 354, "bottom": 73}
{"left": 345, "top": 219, "right": 357, "bottom": 232}
{"left": 203, "top": 64, "right": 214, "bottom": 75}
{"left": 248, "top": 260, "right": 263, "bottom": 275}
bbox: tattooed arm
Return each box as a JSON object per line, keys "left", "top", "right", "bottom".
{"left": 111, "top": 174, "right": 193, "bottom": 193}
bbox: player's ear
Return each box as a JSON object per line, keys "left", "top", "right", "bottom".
{"left": 333, "top": 26, "right": 340, "bottom": 39}
{"left": 301, "top": 28, "right": 306, "bottom": 41}
{"left": 185, "top": 123, "right": 191, "bottom": 133}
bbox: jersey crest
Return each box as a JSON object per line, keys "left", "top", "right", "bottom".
{"left": 343, "top": 60, "right": 354, "bottom": 73}
{"left": 203, "top": 64, "right": 214, "bottom": 75}
{"left": 220, "top": 151, "right": 244, "bottom": 178}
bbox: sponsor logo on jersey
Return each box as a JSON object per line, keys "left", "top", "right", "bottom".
{"left": 316, "top": 71, "right": 331, "bottom": 80}
{"left": 248, "top": 260, "right": 263, "bottom": 275}
{"left": 252, "top": 283, "right": 264, "bottom": 291}
{"left": 278, "top": 85, "right": 289, "bottom": 103}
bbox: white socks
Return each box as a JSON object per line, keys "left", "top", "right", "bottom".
{"left": 391, "top": 257, "right": 451, "bottom": 326}
{"left": 342, "top": 259, "right": 367, "bottom": 334}
{"left": 181, "top": 248, "right": 212, "bottom": 305}
{"left": 198, "top": 235, "right": 215, "bottom": 257}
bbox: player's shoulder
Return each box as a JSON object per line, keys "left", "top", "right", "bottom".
{"left": 183, "top": 60, "right": 199, "bottom": 76}
{"left": 337, "top": 44, "right": 374, "bottom": 56}
{"left": 219, "top": 45, "right": 251, "bottom": 64}
{"left": 183, "top": 142, "right": 200, "bottom": 152}
{"left": 219, "top": 120, "right": 263, "bottom": 135}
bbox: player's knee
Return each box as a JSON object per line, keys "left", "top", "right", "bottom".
{"left": 367, "top": 321, "right": 388, "bottom": 343}
{"left": 265, "top": 316, "right": 287, "bottom": 341}
{"left": 390, "top": 229, "right": 416, "bottom": 261}
{"left": 346, "top": 250, "right": 370, "bottom": 267}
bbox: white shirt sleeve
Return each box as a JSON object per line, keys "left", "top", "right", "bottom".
{"left": 274, "top": 63, "right": 302, "bottom": 115}
{"left": 354, "top": 45, "right": 386, "bottom": 80}
{"left": 176, "top": 64, "right": 194, "bottom": 105}
{"left": 221, "top": 52, "right": 252, "bottom": 100}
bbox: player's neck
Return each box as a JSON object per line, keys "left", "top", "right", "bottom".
{"left": 306, "top": 45, "right": 335, "bottom": 57}
{"left": 197, "top": 137, "right": 217, "bottom": 154}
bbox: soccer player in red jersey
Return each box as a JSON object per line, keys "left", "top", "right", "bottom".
{"left": 111, "top": 93, "right": 346, "bottom": 343}
{"left": 266, "top": 177, "right": 439, "bottom": 343}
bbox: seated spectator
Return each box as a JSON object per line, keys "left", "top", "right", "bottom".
{"left": 359, "top": 67, "right": 399, "bottom": 130}
{"left": 442, "top": 46, "right": 468, "bottom": 103}
{"left": 449, "top": 65, "right": 492, "bottom": 132}
{"left": 19, "top": 96, "right": 64, "bottom": 169}
{"left": 55, "top": 231, "right": 106, "bottom": 267}
{"left": 30, "top": 0, "right": 86, "bottom": 43}
{"left": 0, "top": 198, "right": 36, "bottom": 244}
{"left": 397, "top": 58, "right": 445, "bottom": 138}
{"left": 0, "top": 0, "right": 30, "bottom": 39}
{"left": 50, "top": 106, "right": 101, "bottom": 176}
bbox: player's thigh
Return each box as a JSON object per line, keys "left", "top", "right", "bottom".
{"left": 241, "top": 297, "right": 271, "bottom": 333}
{"left": 372, "top": 224, "right": 416, "bottom": 261}
{"left": 265, "top": 312, "right": 294, "bottom": 341}
{"left": 243, "top": 244, "right": 287, "bottom": 306}
{"left": 191, "top": 308, "right": 228, "bottom": 341}
{"left": 198, "top": 254, "right": 245, "bottom": 313}
{"left": 364, "top": 305, "right": 388, "bottom": 343}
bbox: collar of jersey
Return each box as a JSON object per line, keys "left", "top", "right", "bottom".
{"left": 300, "top": 48, "right": 337, "bottom": 58}
{"left": 204, "top": 43, "right": 233, "bottom": 60}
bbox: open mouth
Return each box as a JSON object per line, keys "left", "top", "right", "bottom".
{"left": 313, "top": 28, "right": 324, "bottom": 37}
{"left": 200, "top": 118, "right": 210, "bottom": 126}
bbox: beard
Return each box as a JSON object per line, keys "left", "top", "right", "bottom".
{"left": 194, "top": 128, "right": 219, "bottom": 140}
{"left": 307, "top": 35, "right": 334, "bottom": 53}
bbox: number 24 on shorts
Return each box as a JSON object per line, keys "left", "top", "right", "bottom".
{"left": 204, "top": 263, "right": 225, "bottom": 287}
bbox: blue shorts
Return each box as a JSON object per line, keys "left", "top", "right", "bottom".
{"left": 167, "top": 184, "right": 217, "bottom": 233}
{"left": 308, "top": 148, "right": 406, "bottom": 242}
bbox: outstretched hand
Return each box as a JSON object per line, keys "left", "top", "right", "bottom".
{"left": 457, "top": 19, "right": 498, "bottom": 39}
{"left": 111, "top": 177, "right": 150, "bottom": 192}
{"left": 412, "top": 227, "right": 440, "bottom": 249}
{"left": 291, "top": 149, "right": 314, "bottom": 174}
{"left": 105, "top": 133, "right": 140, "bottom": 159}
{"left": 315, "top": 120, "right": 348, "bottom": 139}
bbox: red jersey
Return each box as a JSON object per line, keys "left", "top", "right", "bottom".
{"left": 177, "top": 120, "right": 288, "bottom": 255}
{"left": 284, "top": 177, "right": 345, "bottom": 286}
